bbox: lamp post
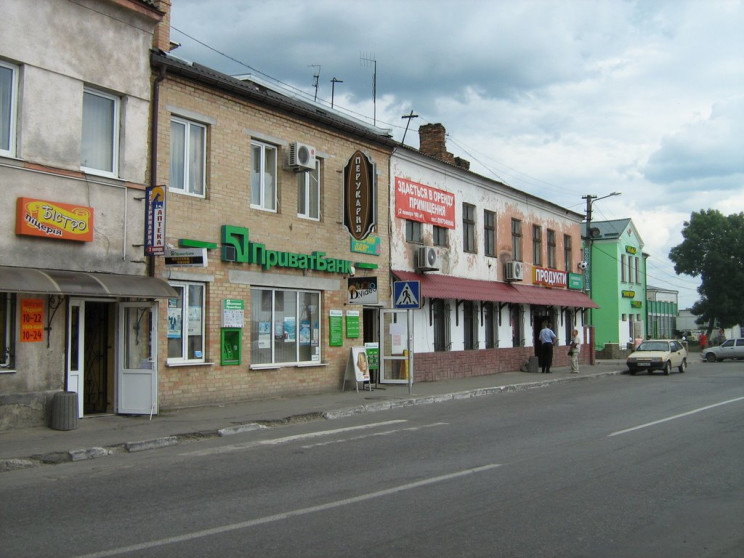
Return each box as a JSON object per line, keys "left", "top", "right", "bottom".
{"left": 582, "top": 191, "right": 621, "bottom": 316}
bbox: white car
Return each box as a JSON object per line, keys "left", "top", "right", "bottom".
{"left": 702, "top": 338, "right": 744, "bottom": 362}
{"left": 627, "top": 339, "right": 688, "bottom": 375}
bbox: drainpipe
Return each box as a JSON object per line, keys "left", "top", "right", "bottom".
{"left": 148, "top": 63, "right": 166, "bottom": 278}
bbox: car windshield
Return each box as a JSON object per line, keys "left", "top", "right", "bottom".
{"left": 636, "top": 341, "right": 669, "bottom": 352}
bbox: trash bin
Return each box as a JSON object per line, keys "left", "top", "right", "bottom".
{"left": 51, "top": 391, "right": 78, "bottom": 431}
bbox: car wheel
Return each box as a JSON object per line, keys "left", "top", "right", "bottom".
{"left": 679, "top": 358, "right": 686, "bottom": 373}
{"left": 705, "top": 352, "right": 717, "bottom": 363}
{"left": 663, "top": 361, "right": 671, "bottom": 375}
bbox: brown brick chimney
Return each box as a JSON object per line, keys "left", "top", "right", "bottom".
{"left": 418, "top": 123, "right": 470, "bottom": 170}
{"left": 152, "top": 0, "right": 173, "bottom": 52}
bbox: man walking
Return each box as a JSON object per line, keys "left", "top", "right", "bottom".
{"left": 538, "top": 322, "right": 557, "bottom": 373}
{"left": 569, "top": 329, "right": 581, "bottom": 374}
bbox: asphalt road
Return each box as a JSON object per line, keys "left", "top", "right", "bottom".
{"left": 2, "top": 362, "right": 743, "bottom": 557}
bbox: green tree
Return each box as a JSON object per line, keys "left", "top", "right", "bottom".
{"left": 669, "top": 210, "right": 744, "bottom": 335}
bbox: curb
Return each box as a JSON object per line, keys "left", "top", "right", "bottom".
{"left": 0, "top": 369, "right": 624, "bottom": 473}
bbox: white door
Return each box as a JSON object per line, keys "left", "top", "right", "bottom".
{"left": 67, "top": 299, "right": 85, "bottom": 418}
{"left": 117, "top": 302, "right": 158, "bottom": 415}
{"left": 379, "top": 308, "right": 412, "bottom": 384}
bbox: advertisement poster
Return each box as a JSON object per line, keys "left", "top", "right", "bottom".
{"left": 329, "top": 310, "right": 343, "bottom": 347}
{"left": 167, "top": 300, "right": 181, "bottom": 339}
{"left": 284, "top": 317, "right": 296, "bottom": 342}
{"left": 258, "top": 321, "right": 271, "bottom": 348}
{"left": 20, "top": 298, "right": 44, "bottom": 343}
{"left": 394, "top": 177, "right": 455, "bottom": 229}
{"left": 345, "top": 310, "right": 360, "bottom": 338}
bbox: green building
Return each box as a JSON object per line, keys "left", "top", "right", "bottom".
{"left": 584, "top": 219, "right": 646, "bottom": 350}
{"left": 646, "top": 286, "right": 679, "bottom": 339}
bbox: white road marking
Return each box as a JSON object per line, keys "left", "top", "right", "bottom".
{"left": 183, "top": 419, "right": 408, "bottom": 456}
{"left": 74, "top": 463, "right": 502, "bottom": 558}
{"left": 608, "top": 396, "right": 744, "bottom": 437}
{"left": 301, "top": 422, "right": 448, "bottom": 448}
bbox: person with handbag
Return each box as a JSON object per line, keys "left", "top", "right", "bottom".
{"left": 568, "top": 329, "right": 581, "bottom": 374}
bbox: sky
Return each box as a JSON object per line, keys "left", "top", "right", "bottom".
{"left": 169, "top": 0, "right": 744, "bottom": 308}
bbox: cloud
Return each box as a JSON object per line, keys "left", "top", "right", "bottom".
{"left": 643, "top": 96, "right": 744, "bottom": 186}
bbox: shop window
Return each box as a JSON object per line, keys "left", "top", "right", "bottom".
{"left": 512, "top": 219, "right": 522, "bottom": 261}
{"left": 533, "top": 225, "right": 542, "bottom": 266}
{"left": 406, "top": 219, "right": 422, "bottom": 243}
{"left": 167, "top": 282, "right": 205, "bottom": 363}
{"left": 547, "top": 229, "right": 556, "bottom": 268}
{"left": 432, "top": 299, "right": 450, "bottom": 352}
{"left": 0, "top": 60, "right": 18, "bottom": 157}
{"left": 251, "top": 288, "right": 320, "bottom": 366}
{"left": 81, "top": 87, "right": 119, "bottom": 176}
{"left": 170, "top": 116, "right": 206, "bottom": 197}
{"left": 297, "top": 159, "right": 320, "bottom": 220}
{"left": 463, "top": 203, "right": 476, "bottom": 253}
{"left": 484, "top": 210, "right": 496, "bottom": 257}
{"left": 433, "top": 225, "right": 448, "bottom": 247}
{"left": 251, "top": 140, "right": 277, "bottom": 211}
{"left": 511, "top": 304, "right": 523, "bottom": 347}
{"left": 0, "top": 293, "right": 16, "bottom": 371}
{"left": 463, "top": 300, "right": 478, "bottom": 350}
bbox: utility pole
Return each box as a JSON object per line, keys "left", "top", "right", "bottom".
{"left": 581, "top": 192, "right": 621, "bottom": 319}
{"left": 331, "top": 77, "right": 343, "bottom": 108}
{"left": 400, "top": 110, "right": 419, "bottom": 145}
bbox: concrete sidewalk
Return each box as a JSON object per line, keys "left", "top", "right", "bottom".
{"left": 0, "top": 361, "right": 627, "bottom": 472}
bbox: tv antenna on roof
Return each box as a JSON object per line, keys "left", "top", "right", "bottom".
{"left": 360, "top": 53, "right": 377, "bottom": 125}
{"left": 309, "top": 65, "right": 321, "bottom": 101}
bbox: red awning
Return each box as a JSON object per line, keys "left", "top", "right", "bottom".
{"left": 392, "top": 270, "right": 598, "bottom": 308}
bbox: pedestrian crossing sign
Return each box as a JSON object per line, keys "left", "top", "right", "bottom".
{"left": 393, "top": 280, "right": 421, "bottom": 309}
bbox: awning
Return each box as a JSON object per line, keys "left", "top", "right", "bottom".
{"left": 0, "top": 266, "right": 178, "bottom": 298}
{"left": 392, "top": 270, "right": 598, "bottom": 308}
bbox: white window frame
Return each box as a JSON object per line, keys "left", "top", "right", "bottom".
{"left": 250, "top": 288, "right": 321, "bottom": 367}
{"left": 297, "top": 159, "right": 320, "bottom": 220}
{"left": 81, "top": 87, "right": 120, "bottom": 177}
{"left": 0, "top": 60, "right": 18, "bottom": 158}
{"left": 251, "top": 140, "right": 277, "bottom": 212}
{"left": 0, "top": 293, "right": 16, "bottom": 372}
{"left": 166, "top": 281, "right": 206, "bottom": 365}
{"left": 170, "top": 116, "right": 207, "bottom": 197}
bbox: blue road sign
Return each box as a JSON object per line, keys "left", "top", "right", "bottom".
{"left": 393, "top": 280, "right": 421, "bottom": 309}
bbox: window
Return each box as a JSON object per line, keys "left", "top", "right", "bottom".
{"left": 511, "top": 304, "right": 522, "bottom": 347}
{"left": 433, "top": 225, "right": 448, "bottom": 247}
{"left": 484, "top": 210, "right": 496, "bottom": 257}
{"left": 621, "top": 254, "right": 627, "bottom": 282}
{"left": 564, "top": 234, "right": 572, "bottom": 272}
{"left": 297, "top": 159, "right": 320, "bottom": 220}
{"left": 81, "top": 87, "right": 119, "bottom": 176}
{"left": 251, "top": 141, "right": 277, "bottom": 211}
{"left": 532, "top": 225, "right": 542, "bottom": 266}
{"left": 1, "top": 293, "right": 16, "bottom": 371}
{"left": 433, "top": 299, "right": 450, "bottom": 352}
{"left": 463, "top": 300, "right": 478, "bottom": 350}
{"left": 251, "top": 288, "right": 320, "bottom": 365}
{"left": 405, "top": 220, "right": 422, "bottom": 243}
{"left": 0, "top": 60, "right": 18, "bottom": 157}
{"left": 463, "top": 203, "right": 476, "bottom": 253}
{"left": 635, "top": 256, "right": 641, "bottom": 284}
{"left": 167, "top": 282, "right": 205, "bottom": 363}
{"left": 547, "top": 229, "right": 556, "bottom": 268}
{"left": 170, "top": 116, "right": 206, "bottom": 196}
{"left": 484, "top": 302, "right": 499, "bottom": 349}
{"left": 511, "top": 219, "right": 522, "bottom": 261}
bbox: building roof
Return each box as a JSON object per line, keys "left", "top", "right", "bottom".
{"left": 151, "top": 51, "right": 399, "bottom": 148}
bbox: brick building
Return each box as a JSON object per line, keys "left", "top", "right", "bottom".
{"left": 149, "top": 15, "right": 396, "bottom": 409}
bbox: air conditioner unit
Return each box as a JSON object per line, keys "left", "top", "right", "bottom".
{"left": 417, "top": 246, "right": 442, "bottom": 271}
{"left": 504, "top": 261, "right": 524, "bottom": 281}
{"left": 287, "top": 142, "right": 316, "bottom": 171}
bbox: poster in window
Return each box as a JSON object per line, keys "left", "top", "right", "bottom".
{"left": 167, "top": 307, "right": 182, "bottom": 338}
{"left": 299, "top": 319, "right": 311, "bottom": 346}
{"left": 284, "top": 316, "right": 296, "bottom": 342}
{"left": 187, "top": 306, "right": 201, "bottom": 335}
{"left": 258, "top": 321, "right": 271, "bottom": 349}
